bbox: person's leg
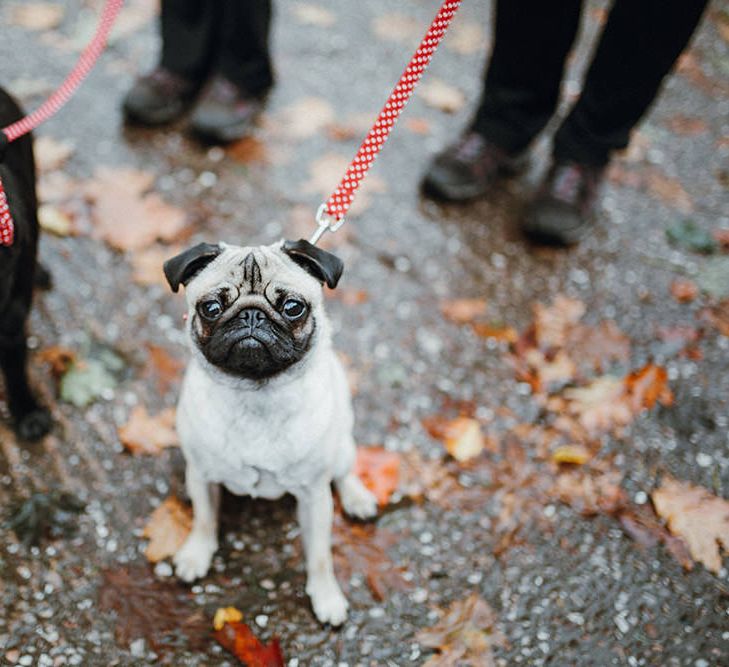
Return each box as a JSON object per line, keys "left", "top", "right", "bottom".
{"left": 189, "top": 0, "right": 274, "bottom": 143}
{"left": 160, "top": 0, "right": 219, "bottom": 84}
{"left": 216, "top": 0, "right": 274, "bottom": 97}
{"left": 553, "top": 0, "right": 710, "bottom": 166}
{"left": 473, "top": 0, "right": 583, "bottom": 153}
{"left": 524, "top": 0, "right": 710, "bottom": 246}
{"left": 124, "top": 0, "right": 217, "bottom": 125}
{"left": 422, "top": 0, "right": 582, "bottom": 201}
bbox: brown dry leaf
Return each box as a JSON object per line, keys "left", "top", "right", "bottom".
{"left": 129, "top": 244, "right": 181, "bottom": 287}
{"left": 84, "top": 167, "right": 188, "bottom": 251}
{"left": 145, "top": 344, "right": 184, "bottom": 395}
{"left": 624, "top": 363, "right": 673, "bottom": 412}
{"left": 440, "top": 298, "right": 488, "bottom": 325}
{"left": 119, "top": 406, "right": 178, "bottom": 456}
{"left": 34, "top": 136, "right": 74, "bottom": 173}
{"left": 276, "top": 97, "right": 335, "bottom": 139}
{"left": 418, "top": 79, "right": 465, "bottom": 114}
{"left": 524, "top": 348, "right": 577, "bottom": 391}
{"left": 618, "top": 505, "right": 693, "bottom": 570}
{"left": 300, "top": 153, "right": 386, "bottom": 217}
{"left": 417, "top": 594, "right": 505, "bottom": 667}
{"left": 293, "top": 2, "right": 335, "bottom": 27}
{"left": 713, "top": 229, "right": 729, "bottom": 249}
{"left": 372, "top": 13, "right": 420, "bottom": 42}
{"left": 551, "top": 470, "right": 627, "bottom": 516}
{"left": 10, "top": 2, "right": 64, "bottom": 30}
{"left": 664, "top": 114, "right": 709, "bottom": 136}
{"left": 566, "top": 320, "right": 631, "bottom": 373}
{"left": 227, "top": 136, "right": 267, "bottom": 164}
{"left": 677, "top": 52, "right": 729, "bottom": 96}
{"left": 446, "top": 21, "right": 487, "bottom": 55}
{"left": 332, "top": 514, "right": 410, "bottom": 601}
{"left": 533, "top": 296, "right": 585, "bottom": 349}
{"left": 38, "top": 203, "right": 75, "bottom": 236}
{"left": 213, "top": 621, "right": 285, "bottom": 666}
{"left": 670, "top": 279, "right": 698, "bottom": 303}
{"left": 471, "top": 323, "right": 518, "bottom": 344}
{"left": 142, "top": 496, "right": 192, "bottom": 563}
{"left": 701, "top": 300, "right": 729, "bottom": 337}
{"left": 551, "top": 444, "right": 591, "bottom": 465}
{"left": 354, "top": 446, "right": 400, "bottom": 506}
{"left": 405, "top": 117, "right": 431, "bottom": 135}
{"left": 560, "top": 376, "right": 632, "bottom": 436}
{"left": 325, "top": 286, "right": 369, "bottom": 306}
{"left": 37, "top": 345, "right": 76, "bottom": 380}
{"left": 652, "top": 476, "right": 729, "bottom": 574}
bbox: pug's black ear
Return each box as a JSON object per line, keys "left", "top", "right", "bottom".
{"left": 282, "top": 239, "right": 344, "bottom": 289}
{"left": 163, "top": 243, "right": 222, "bottom": 293}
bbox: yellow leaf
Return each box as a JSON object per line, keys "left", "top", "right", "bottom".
{"left": 551, "top": 445, "right": 591, "bottom": 465}
{"left": 213, "top": 606, "right": 244, "bottom": 631}
{"left": 444, "top": 417, "right": 484, "bottom": 462}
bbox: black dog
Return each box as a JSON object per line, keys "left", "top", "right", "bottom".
{"left": 0, "top": 89, "right": 51, "bottom": 440}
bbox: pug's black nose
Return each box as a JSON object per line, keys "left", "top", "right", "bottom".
{"left": 239, "top": 308, "right": 267, "bottom": 330}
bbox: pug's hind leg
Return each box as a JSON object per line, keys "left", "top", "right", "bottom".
{"left": 174, "top": 465, "right": 220, "bottom": 582}
{"left": 296, "top": 481, "right": 348, "bottom": 626}
{"left": 336, "top": 473, "right": 377, "bottom": 520}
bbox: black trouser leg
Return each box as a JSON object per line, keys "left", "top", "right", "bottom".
{"left": 554, "top": 0, "right": 709, "bottom": 166}
{"left": 472, "top": 0, "right": 583, "bottom": 154}
{"left": 216, "top": 0, "right": 274, "bottom": 96}
{"left": 160, "top": 0, "right": 219, "bottom": 83}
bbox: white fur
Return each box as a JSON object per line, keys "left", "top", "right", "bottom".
{"left": 172, "top": 242, "right": 377, "bottom": 626}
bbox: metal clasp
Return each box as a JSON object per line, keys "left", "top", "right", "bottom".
{"left": 310, "top": 203, "right": 345, "bottom": 245}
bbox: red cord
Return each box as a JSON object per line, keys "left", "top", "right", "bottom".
{"left": 323, "top": 0, "right": 462, "bottom": 223}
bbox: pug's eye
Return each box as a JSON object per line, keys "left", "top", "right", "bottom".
{"left": 198, "top": 299, "right": 223, "bottom": 321}
{"left": 283, "top": 299, "right": 307, "bottom": 320}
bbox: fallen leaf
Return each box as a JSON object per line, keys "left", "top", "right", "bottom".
{"left": 326, "top": 123, "right": 358, "bottom": 142}
{"left": 551, "top": 470, "right": 627, "bottom": 516}
{"left": 10, "top": 2, "right": 64, "bottom": 30}
{"left": 213, "top": 621, "right": 285, "bottom": 667}
{"left": 372, "top": 13, "right": 420, "bottom": 42}
{"left": 533, "top": 296, "right": 585, "bottom": 349}
{"left": 34, "top": 136, "right": 74, "bottom": 172}
{"left": 293, "top": 2, "right": 335, "bottom": 27}
{"left": 713, "top": 229, "right": 729, "bottom": 249}
{"left": 142, "top": 496, "right": 192, "bottom": 563}
{"left": 565, "top": 320, "right": 631, "bottom": 374}
{"left": 38, "top": 203, "right": 75, "bottom": 236}
{"left": 471, "top": 322, "right": 518, "bottom": 344}
{"left": 275, "top": 97, "right": 335, "bottom": 139}
{"left": 430, "top": 416, "right": 485, "bottom": 463}
{"left": 119, "top": 406, "right": 178, "bottom": 456}
{"left": 670, "top": 279, "right": 698, "bottom": 303}
{"left": 417, "top": 594, "right": 505, "bottom": 667}
{"left": 440, "top": 298, "right": 487, "bottom": 325}
{"left": 418, "top": 79, "right": 465, "bottom": 113}
{"left": 332, "top": 514, "right": 410, "bottom": 601}
{"left": 354, "top": 447, "right": 400, "bottom": 506}
{"left": 60, "top": 355, "right": 120, "bottom": 408}
{"left": 99, "top": 566, "right": 208, "bottom": 652}
{"left": 227, "top": 136, "right": 267, "bottom": 164}
{"left": 624, "top": 364, "right": 674, "bottom": 412}
{"left": 664, "top": 114, "right": 708, "bottom": 136}
{"left": 84, "top": 167, "right": 188, "bottom": 251}
{"left": 551, "top": 444, "right": 591, "bottom": 465}
{"left": 560, "top": 376, "right": 632, "bottom": 436}
{"left": 213, "top": 607, "right": 244, "bottom": 631}
{"left": 37, "top": 345, "right": 76, "bottom": 379}
{"left": 666, "top": 220, "right": 717, "bottom": 254}
{"left": 145, "top": 343, "right": 184, "bottom": 395}
{"left": 128, "top": 244, "right": 181, "bottom": 287}
{"left": 652, "top": 476, "right": 729, "bottom": 574}
{"left": 700, "top": 300, "right": 729, "bottom": 336}
{"left": 325, "top": 286, "right": 369, "bottom": 305}
{"left": 446, "top": 21, "right": 487, "bottom": 55}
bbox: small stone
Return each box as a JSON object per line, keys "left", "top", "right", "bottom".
{"left": 260, "top": 579, "right": 275, "bottom": 590}
{"left": 410, "top": 588, "right": 428, "bottom": 603}
{"left": 368, "top": 607, "right": 385, "bottom": 618}
{"left": 255, "top": 615, "right": 268, "bottom": 628}
{"left": 634, "top": 491, "right": 648, "bottom": 505}
{"left": 129, "top": 639, "right": 145, "bottom": 657}
{"left": 154, "top": 561, "right": 173, "bottom": 578}
{"left": 19, "top": 657, "right": 33, "bottom": 667}
{"left": 696, "top": 453, "right": 713, "bottom": 468}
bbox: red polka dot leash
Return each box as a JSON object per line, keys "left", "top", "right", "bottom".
{"left": 0, "top": 0, "right": 125, "bottom": 247}
{"left": 310, "top": 0, "right": 462, "bottom": 245}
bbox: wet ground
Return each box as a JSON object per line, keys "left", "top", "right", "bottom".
{"left": 1, "top": 0, "right": 729, "bottom": 665}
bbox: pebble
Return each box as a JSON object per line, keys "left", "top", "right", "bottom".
{"left": 410, "top": 588, "right": 428, "bottom": 604}
{"left": 154, "top": 561, "right": 173, "bottom": 578}
{"left": 696, "top": 453, "right": 713, "bottom": 468}
{"left": 129, "top": 639, "right": 145, "bottom": 657}
{"left": 260, "top": 579, "right": 276, "bottom": 591}
{"left": 255, "top": 615, "right": 268, "bottom": 628}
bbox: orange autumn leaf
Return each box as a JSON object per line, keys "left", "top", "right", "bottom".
{"left": 119, "top": 406, "right": 178, "bottom": 456}
{"left": 713, "top": 229, "right": 729, "bottom": 250}
{"left": 213, "top": 621, "right": 285, "bottom": 667}
{"left": 440, "top": 298, "right": 488, "bottom": 325}
{"left": 37, "top": 345, "right": 76, "bottom": 380}
{"left": 145, "top": 344, "right": 185, "bottom": 395}
{"left": 142, "top": 496, "right": 192, "bottom": 563}
{"left": 471, "top": 322, "right": 518, "bottom": 344}
{"left": 670, "top": 279, "right": 698, "bottom": 303}
{"left": 227, "top": 136, "right": 267, "bottom": 164}
{"left": 355, "top": 447, "right": 400, "bottom": 506}
{"left": 624, "top": 363, "right": 673, "bottom": 411}
{"left": 424, "top": 416, "right": 485, "bottom": 462}
{"left": 652, "top": 476, "right": 729, "bottom": 574}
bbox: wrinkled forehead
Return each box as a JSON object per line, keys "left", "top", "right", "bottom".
{"left": 186, "top": 244, "right": 321, "bottom": 302}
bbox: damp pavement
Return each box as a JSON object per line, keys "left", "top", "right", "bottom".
{"left": 1, "top": 0, "right": 729, "bottom": 665}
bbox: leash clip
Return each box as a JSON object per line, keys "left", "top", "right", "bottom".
{"left": 310, "top": 203, "right": 345, "bottom": 246}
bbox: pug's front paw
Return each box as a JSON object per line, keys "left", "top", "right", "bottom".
{"left": 173, "top": 533, "right": 217, "bottom": 582}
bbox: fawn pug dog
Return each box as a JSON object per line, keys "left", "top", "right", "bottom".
{"left": 163, "top": 239, "right": 377, "bottom": 625}
{"left": 0, "top": 88, "right": 52, "bottom": 440}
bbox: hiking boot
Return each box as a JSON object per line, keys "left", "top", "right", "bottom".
{"left": 123, "top": 67, "right": 199, "bottom": 126}
{"left": 421, "top": 131, "right": 527, "bottom": 202}
{"left": 523, "top": 161, "right": 605, "bottom": 246}
{"left": 188, "top": 75, "right": 265, "bottom": 144}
